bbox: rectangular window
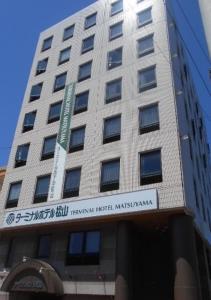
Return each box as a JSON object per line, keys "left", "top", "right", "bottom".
{"left": 107, "top": 47, "right": 122, "bottom": 70}
{"left": 137, "top": 34, "right": 154, "bottom": 57}
{"left": 63, "top": 168, "right": 81, "bottom": 198}
{"left": 42, "top": 36, "right": 53, "bottom": 52}
{"left": 78, "top": 61, "right": 92, "bottom": 82}
{"left": 84, "top": 12, "right": 97, "bottom": 29}
{"left": 53, "top": 72, "right": 67, "bottom": 92}
{"left": 15, "top": 144, "right": 30, "bottom": 168}
{"left": 29, "top": 83, "right": 43, "bottom": 102}
{"left": 58, "top": 47, "right": 71, "bottom": 65}
{"left": 81, "top": 35, "right": 95, "bottom": 54}
{"left": 48, "top": 101, "right": 62, "bottom": 124}
{"left": 111, "top": 0, "right": 123, "bottom": 16}
{"left": 37, "top": 235, "right": 51, "bottom": 259}
{"left": 139, "top": 104, "right": 159, "bottom": 134}
{"left": 140, "top": 150, "right": 162, "bottom": 185}
{"left": 193, "top": 178, "right": 199, "bottom": 208}
{"left": 103, "top": 115, "right": 121, "bottom": 144}
{"left": 22, "top": 111, "right": 36, "bottom": 133}
{"left": 34, "top": 175, "right": 50, "bottom": 203}
{"left": 41, "top": 135, "right": 57, "bottom": 160}
{"left": 69, "top": 126, "right": 86, "bottom": 153}
{"left": 66, "top": 231, "right": 100, "bottom": 265}
{"left": 138, "top": 65, "right": 157, "bottom": 92}
{"left": 109, "top": 21, "right": 123, "bottom": 41}
{"left": 6, "top": 182, "right": 22, "bottom": 208}
{"left": 105, "top": 78, "right": 122, "bottom": 103}
{"left": 36, "top": 58, "right": 48, "bottom": 75}
{"left": 63, "top": 25, "right": 75, "bottom": 41}
{"left": 137, "top": 7, "right": 152, "bottom": 27}
{"left": 100, "top": 159, "right": 120, "bottom": 192}
{"left": 74, "top": 91, "right": 89, "bottom": 114}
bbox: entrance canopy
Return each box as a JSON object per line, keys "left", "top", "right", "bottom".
{"left": 1, "top": 258, "right": 63, "bottom": 295}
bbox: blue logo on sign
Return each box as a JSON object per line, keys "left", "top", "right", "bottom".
{"left": 6, "top": 213, "right": 15, "bottom": 225}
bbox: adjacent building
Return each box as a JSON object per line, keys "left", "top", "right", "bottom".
{"left": 0, "top": 0, "right": 211, "bottom": 299}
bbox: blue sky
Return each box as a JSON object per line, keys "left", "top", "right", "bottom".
{"left": 0, "top": 0, "right": 210, "bottom": 166}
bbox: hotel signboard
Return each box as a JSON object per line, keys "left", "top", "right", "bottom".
{"left": 3, "top": 189, "right": 158, "bottom": 228}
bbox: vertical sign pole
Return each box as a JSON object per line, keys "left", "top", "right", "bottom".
{"left": 48, "top": 83, "right": 76, "bottom": 202}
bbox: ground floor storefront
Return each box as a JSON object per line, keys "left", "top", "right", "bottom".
{"left": 0, "top": 213, "right": 210, "bottom": 300}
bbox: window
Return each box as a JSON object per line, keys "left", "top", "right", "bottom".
{"left": 63, "top": 168, "right": 81, "bottom": 198}
{"left": 59, "top": 47, "right": 71, "bottom": 65}
{"left": 29, "top": 83, "right": 43, "bottom": 102}
{"left": 69, "top": 126, "right": 85, "bottom": 152}
{"left": 193, "top": 178, "right": 199, "bottom": 208}
{"left": 34, "top": 175, "right": 50, "bottom": 203}
{"left": 100, "top": 159, "right": 120, "bottom": 192}
{"left": 84, "top": 12, "right": 97, "bottom": 29}
{"left": 37, "top": 235, "right": 51, "bottom": 258}
{"left": 74, "top": 91, "right": 89, "bottom": 114}
{"left": 107, "top": 47, "right": 122, "bottom": 70}
{"left": 137, "top": 34, "right": 154, "bottom": 57}
{"left": 53, "top": 72, "right": 67, "bottom": 92}
{"left": 139, "top": 104, "right": 159, "bottom": 134}
{"left": 15, "top": 144, "right": 30, "bottom": 168}
{"left": 140, "top": 150, "right": 162, "bottom": 185}
{"left": 109, "top": 21, "right": 123, "bottom": 41}
{"left": 137, "top": 7, "right": 152, "bottom": 27}
{"left": 42, "top": 36, "right": 53, "bottom": 52}
{"left": 6, "top": 182, "right": 22, "bottom": 208}
{"left": 81, "top": 35, "right": 95, "bottom": 54}
{"left": 36, "top": 58, "right": 48, "bottom": 75}
{"left": 105, "top": 78, "right": 122, "bottom": 103}
{"left": 111, "top": 0, "right": 123, "bottom": 16}
{"left": 22, "top": 111, "right": 36, "bottom": 133}
{"left": 103, "top": 115, "right": 121, "bottom": 144}
{"left": 78, "top": 61, "right": 92, "bottom": 82}
{"left": 48, "top": 101, "right": 62, "bottom": 124}
{"left": 66, "top": 231, "right": 100, "bottom": 265}
{"left": 63, "top": 25, "right": 75, "bottom": 41}
{"left": 41, "top": 135, "right": 57, "bottom": 160}
{"left": 138, "top": 66, "right": 157, "bottom": 92}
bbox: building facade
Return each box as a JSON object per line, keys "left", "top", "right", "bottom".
{"left": 0, "top": 169, "right": 6, "bottom": 194}
{"left": 0, "top": 0, "right": 211, "bottom": 299}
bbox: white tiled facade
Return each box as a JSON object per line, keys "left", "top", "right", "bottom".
{"left": 0, "top": 1, "right": 211, "bottom": 298}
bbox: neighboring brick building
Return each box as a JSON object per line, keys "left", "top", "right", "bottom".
{"left": 0, "top": 168, "right": 6, "bottom": 193}
{"left": 0, "top": 0, "right": 210, "bottom": 299}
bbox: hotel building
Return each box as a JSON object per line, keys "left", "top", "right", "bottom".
{"left": 0, "top": 0, "right": 211, "bottom": 299}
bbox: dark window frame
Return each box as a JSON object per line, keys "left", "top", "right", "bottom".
{"left": 69, "top": 126, "right": 86, "bottom": 153}
{"left": 63, "top": 24, "right": 75, "bottom": 41}
{"left": 36, "top": 235, "right": 51, "bottom": 259}
{"left": 29, "top": 83, "right": 43, "bottom": 102}
{"left": 58, "top": 47, "right": 71, "bottom": 65}
{"left": 53, "top": 72, "right": 67, "bottom": 92}
{"left": 100, "top": 158, "right": 120, "bottom": 192}
{"left": 15, "top": 143, "right": 30, "bottom": 168}
{"left": 138, "top": 65, "right": 157, "bottom": 92}
{"left": 66, "top": 230, "right": 101, "bottom": 265}
{"left": 137, "top": 7, "right": 152, "bottom": 28}
{"left": 41, "top": 134, "right": 57, "bottom": 161}
{"left": 84, "top": 12, "right": 97, "bottom": 30}
{"left": 74, "top": 91, "right": 89, "bottom": 115}
{"left": 63, "top": 167, "right": 81, "bottom": 198}
{"left": 36, "top": 58, "right": 48, "bottom": 76}
{"left": 41, "top": 36, "right": 53, "bottom": 52}
{"left": 105, "top": 77, "right": 122, "bottom": 104}
{"left": 137, "top": 34, "right": 154, "bottom": 58}
{"left": 22, "top": 111, "right": 36, "bottom": 133}
{"left": 139, "top": 103, "right": 159, "bottom": 134}
{"left": 107, "top": 47, "right": 123, "bottom": 70}
{"left": 140, "top": 149, "right": 162, "bottom": 185}
{"left": 6, "top": 181, "right": 22, "bottom": 209}
{"left": 103, "top": 114, "right": 121, "bottom": 144}
{"left": 110, "top": 0, "right": 123, "bottom": 16}
{"left": 109, "top": 21, "right": 123, "bottom": 41}
{"left": 47, "top": 101, "right": 62, "bottom": 124}
{"left": 33, "top": 174, "right": 51, "bottom": 204}
{"left": 81, "top": 35, "right": 95, "bottom": 54}
{"left": 78, "top": 61, "right": 92, "bottom": 82}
